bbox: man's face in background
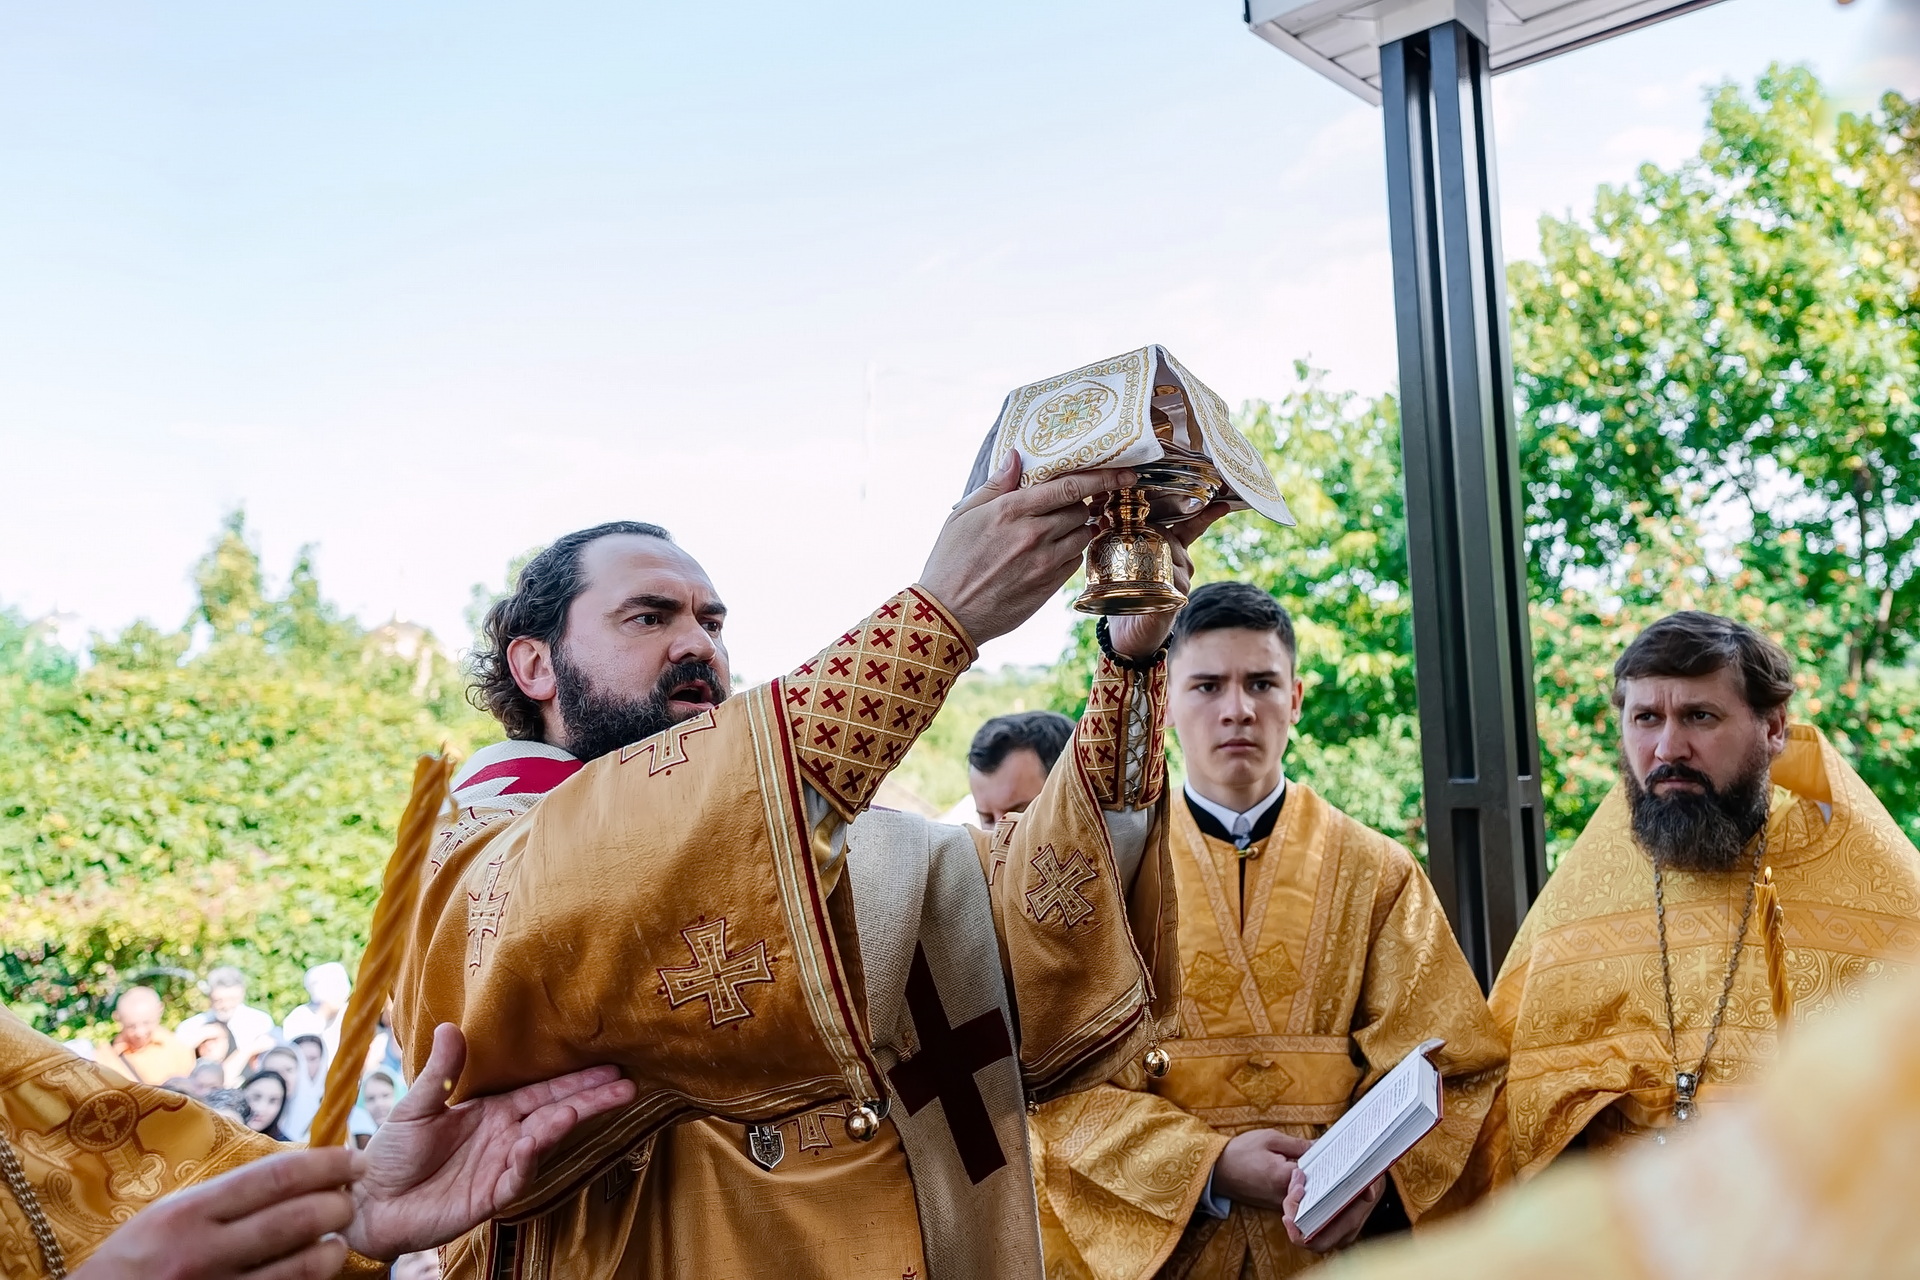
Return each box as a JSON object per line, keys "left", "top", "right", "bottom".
{"left": 970, "top": 747, "right": 1050, "bottom": 828}
{"left": 1618, "top": 665, "right": 1786, "bottom": 871}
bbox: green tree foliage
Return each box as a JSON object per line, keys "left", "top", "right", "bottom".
{"left": 1514, "top": 67, "right": 1920, "bottom": 846}
{"left": 1, "top": 514, "right": 490, "bottom": 1036}
{"left": 1189, "top": 371, "right": 1427, "bottom": 849}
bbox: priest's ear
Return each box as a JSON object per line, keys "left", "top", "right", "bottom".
{"left": 1763, "top": 699, "right": 1791, "bottom": 760}
{"left": 508, "top": 636, "right": 559, "bottom": 706}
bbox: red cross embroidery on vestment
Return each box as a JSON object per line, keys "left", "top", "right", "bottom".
{"left": 657, "top": 917, "right": 776, "bottom": 1027}
{"left": 885, "top": 944, "right": 1014, "bottom": 1185}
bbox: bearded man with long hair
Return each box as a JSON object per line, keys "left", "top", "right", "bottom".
{"left": 1474, "top": 611, "right": 1920, "bottom": 1184}
{"left": 391, "top": 456, "right": 1221, "bottom": 1280}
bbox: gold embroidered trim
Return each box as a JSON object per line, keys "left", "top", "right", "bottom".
{"left": 749, "top": 686, "right": 880, "bottom": 1104}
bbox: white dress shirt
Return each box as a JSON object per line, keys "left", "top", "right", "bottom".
{"left": 1184, "top": 776, "right": 1287, "bottom": 850}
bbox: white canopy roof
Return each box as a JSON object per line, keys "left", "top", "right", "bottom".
{"left": 1245, "top": 0, "right": 1728, "bottom": 103}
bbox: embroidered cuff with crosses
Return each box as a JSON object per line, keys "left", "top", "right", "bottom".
{"left": 1074, "top": 648, "right": 1169, "bottom": 811}
{"left": 781, "top": 585, "right": 977, "bottom": 819}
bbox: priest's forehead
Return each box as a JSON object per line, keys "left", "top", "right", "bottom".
{"left": 572, "top": 533, "right": 726, "bottom": 619}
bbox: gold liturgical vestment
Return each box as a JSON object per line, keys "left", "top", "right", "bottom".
{"left": 1032, "top": 785, "right": 1505, "bottom": 1280}
{"left": 1322, "top": 961, "right": 1920, "bottom": 1280}
{"left": 0, "top": 1011, "right": 385, "bottom": 1276}
{"left": 394, "top": 586, "right": 1184, "bottom": 1280}
{"left": 1483, "top": 723, "right": 1920, "bottom": 1181}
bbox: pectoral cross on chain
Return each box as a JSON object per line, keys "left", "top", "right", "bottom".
{"left": 885, "top": 944, "right": 1014, "bottom": 1184}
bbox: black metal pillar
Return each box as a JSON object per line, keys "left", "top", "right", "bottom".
{"left": 1379, "top": 22, "right": 1546, "bottom": 991}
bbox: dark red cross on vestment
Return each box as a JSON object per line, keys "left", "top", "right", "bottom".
{"left": 885, "top": 943, "right": 1014, "bottom": 1185}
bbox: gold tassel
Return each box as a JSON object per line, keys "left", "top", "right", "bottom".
{"left": 310, "top": 751, "right": 457, "bottom": 1149}
{"left": 1758, "top": 866, "right": 1794, "bottom": 1030}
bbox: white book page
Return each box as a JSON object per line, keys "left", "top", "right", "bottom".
{"left": 1297, "top": 1041, "right": 1444, "bottom": 1222}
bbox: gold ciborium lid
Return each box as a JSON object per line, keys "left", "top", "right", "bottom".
{"left": 964, "top": 346, "right": 1294, "bottom": 615}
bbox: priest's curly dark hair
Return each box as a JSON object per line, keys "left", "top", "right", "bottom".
{"left": 469, "top": 521, "right": 673, "bottom": 741}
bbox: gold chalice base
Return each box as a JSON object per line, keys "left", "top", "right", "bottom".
{"left": 1076, "top": 573, "right": 1188, "bottom": 615}
{"left": 1073, "top": 459, "right": 1224, "bottom": 616}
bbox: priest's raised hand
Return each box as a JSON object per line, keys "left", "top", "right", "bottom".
{"left": 918, "top": 451, "right": 1135, "bottom": 644}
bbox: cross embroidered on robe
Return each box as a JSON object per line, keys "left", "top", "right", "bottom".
{"left": 886, "top": 944, "right": 1015, "bottom": 1185}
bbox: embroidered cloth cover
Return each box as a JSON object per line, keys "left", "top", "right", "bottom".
{"left": 980, "top": 345, "right": 1294, "bottom": 527}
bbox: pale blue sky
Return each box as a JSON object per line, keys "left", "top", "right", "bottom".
{"left": 2, "top": 0, "right": 1911, "bottom": 677}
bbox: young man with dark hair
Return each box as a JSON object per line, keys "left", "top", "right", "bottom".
{"left": 968, "top": 709, "right": 1077, "bottom": 827}
{"left": 1480, "top": 610, "right": 1920, "bottom": 1182}
{"left": 1031, "top": 581, "right": 1504, "bottom": 1279}
{"left": 391, "top": 458, "right": 1224, "bottom": 1279}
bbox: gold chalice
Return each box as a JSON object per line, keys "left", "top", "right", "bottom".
{"left": 1075, "top": 457, "right": 1224, "bottom": 615}
{"left": 970, "top": 345, "right": 1294, "bottom": 618}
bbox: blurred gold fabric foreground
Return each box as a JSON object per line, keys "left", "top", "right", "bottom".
{"left": 1032, "top": 786, "right": 1506, "bottom": 1280}
{"left": 1323, "top": 960, "right": 1920, "bottom": 1280}
{"left": 395, "top": 589, "right": 1184, "bottom": 1280}
{"left": 1483, "top": 725, "right": 1920, "bottom": 1181}
{"left": 0, "top": 1010, "right": 384, "bottom": 1277}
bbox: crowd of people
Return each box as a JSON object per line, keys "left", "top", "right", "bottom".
{"left": 84, "top": 961, "right": 404, "bottom": 1147}
{"left": 72, "top": 961, "right": 433, "bottom": 1276}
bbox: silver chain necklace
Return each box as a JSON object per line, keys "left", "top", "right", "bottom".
{"left": 1653, "top": 830, "right": 1766, "bottom": 1135}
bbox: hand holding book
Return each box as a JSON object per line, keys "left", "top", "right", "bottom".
{"left": 1285, "top": 1039, "right": 1447, "bottom": 1246}
{"left": 1283, "top": 1169, "right": 1386, "bottom": 1252}
{"left": 1212, "top": 1133, "right": 1386, "bottom": 1252}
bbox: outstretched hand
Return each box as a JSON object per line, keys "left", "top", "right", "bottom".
{"left": 346, "top": 1023, "right": 636, "bottom": 1260}
{"left": 919, "top": 453, "right": 1135, "bottom": 646}
{"left": 1105, "top": 500, "right": 1233, "bottom": 660}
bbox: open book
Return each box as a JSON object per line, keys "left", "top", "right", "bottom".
{"left": 1293, "top": 1039, "right": 1446, "bottom": 1242}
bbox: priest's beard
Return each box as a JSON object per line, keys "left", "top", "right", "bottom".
{"left": 552, "top": 647, "right": 728, "bottom": 764}
{"left": 1623, "top": 741, "right": 1772, "bottom": 873}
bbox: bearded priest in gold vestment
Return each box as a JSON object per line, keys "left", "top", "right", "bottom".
{"left": 1031, "top": 584, "right": 1506, "bottom": 1280}
{"left": 394, "top": 459, "right": 1219, "bottom": 1280}
{"left": 1481, "top": 611, "right": 1920, "bottom": 1183}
